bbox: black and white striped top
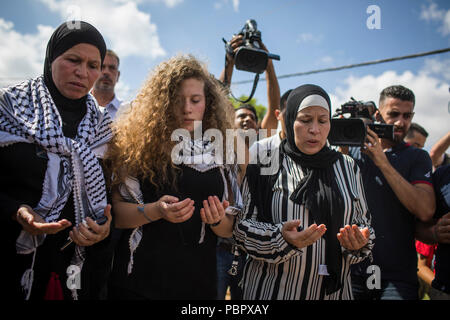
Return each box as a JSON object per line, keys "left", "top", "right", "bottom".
{"left": 234, "top": 154, "right": 375, "bottom": 300}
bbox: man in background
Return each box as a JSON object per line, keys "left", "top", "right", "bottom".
{"left": 351, "top": 85, "right": 435, "bottom": 300}
{"left": 249, "top": 89, "right": 292, "bottom": 165}
{"left": 92, "top": 49, "right": 122, "bottom": 119}
{"left": 430, "top": 131, "right": 450, "bottom": 170}
{"left": 405, "top": 122, "right": 428, "bottom": 149}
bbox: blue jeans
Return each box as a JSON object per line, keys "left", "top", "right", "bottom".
{"left": 351, "top": 275, "right": 418, "bottom": 300}
{"left": 216, "top": 245, "right": 244, "bottom": 300}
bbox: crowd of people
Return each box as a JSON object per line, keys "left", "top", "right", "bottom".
{"left": 0, "top": 20, "right": 449, "bottom": 301}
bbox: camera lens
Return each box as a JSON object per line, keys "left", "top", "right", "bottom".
{"left": 343, "top": 126, "right": 356, "bottom": 139}
{"left": 329, "top": 118, "right": 366, "bottom": 146}
{"left": 343, "top": 124, "right": 365, "bottom": 140}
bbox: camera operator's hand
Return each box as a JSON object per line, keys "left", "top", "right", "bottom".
{"left": 226, "top": 34, "right": 244, "bottom": 63}
{"left": 257, "top": 39, "right": 268, "bottom": 53}
{"left": 362, "top": 127, "right": 389, "bottom": 169}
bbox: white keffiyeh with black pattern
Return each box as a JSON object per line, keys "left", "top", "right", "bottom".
{"left": 0, "top": 76, "right": 112, "bottom": 299}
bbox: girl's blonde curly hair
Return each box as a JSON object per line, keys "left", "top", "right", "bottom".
{"left": 106, "top": 54, "right": 235, "bottom": 190}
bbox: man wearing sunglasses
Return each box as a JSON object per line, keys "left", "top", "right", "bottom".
{"left": 351, "top": 85, "right": 435, "bottom": 300}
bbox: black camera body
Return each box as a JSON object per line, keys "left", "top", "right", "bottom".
{"left": 328, "top": 98, "right": 394, "bottom": 146}
{"left": 339, "top": 100, "right": 374, "bottom": 119}
{"left": 227, "top": 19, "right": 280, "bottom": 74}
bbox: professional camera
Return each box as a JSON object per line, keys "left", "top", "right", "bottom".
{"left": 225, "top": 19, "right": 280, "bottom": 74}
{"left": 328, "top": 98, "right": 394, "bottom": 146}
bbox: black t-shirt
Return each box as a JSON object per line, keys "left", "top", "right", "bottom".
{"left": 441, "top": 153, "right": 450, "bottom": 167}
{"left": 431, "top": 164, "right": 450, "bottom": 290}
{"left": 353, "top": 142, "right": 433, "bottom": 285}
{"left": 110, "top": 166, "right": 224, "bottom": 299}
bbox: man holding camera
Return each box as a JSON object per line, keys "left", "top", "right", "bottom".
{"left": 350, "top": 85, "right": 435, "bottom": 300}
{"left": 219, "top": 33, "right": 280, "bottom": 136}
{"left": 216, "top": 23, "right": 280, "bottom": 300}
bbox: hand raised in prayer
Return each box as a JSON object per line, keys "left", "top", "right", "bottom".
{"left": 337, "top": 224, "right": 370, "bottom": 251}
{"left": 156, "top": 195, "right": 195, "bottom": 223}
{"left": 282, "top": 220, "right": 326, "bottom": 249}
{"left": 69, "top": 204, "right": 112, "bottom": 247}
{"left": 16, "top": 204, "right": 72, "bottom": 236}
{"left": 200, "top": 196, "right": 229, "bottom": 226}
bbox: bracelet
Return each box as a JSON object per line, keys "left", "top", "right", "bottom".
{"left": 211, "top": 220, "right": 221, "bottom": 227}
{"left": 137, "top": 204, "right": 153, "bottom": 223}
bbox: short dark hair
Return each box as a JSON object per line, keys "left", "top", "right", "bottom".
{"left": 406, "top": 122, "right": 428, "bottom": 138}
{"left": 280, "top": 89, "right": 293, "bottom": 113}
{"left": 235, "top": 104, "right": 258, "bottom": 122}
{"left": 379, "top": 85, "right": 415, "bottom": 107}
{"left": 106, "top": 49, "right": 120, "bottom": 67}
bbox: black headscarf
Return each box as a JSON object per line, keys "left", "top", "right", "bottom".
{"left": 43, "top": 21, "right": 106, "bottom": 138}
{"left": 281, "top": 84, "right": 344, "bottom": 295}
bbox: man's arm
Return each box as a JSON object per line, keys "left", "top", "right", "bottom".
{"left": 417, "top": 254, "right": 435, "bottom": 286}
{"left": 259, "top": 42, "right": 280, "bottom": 137}
{"left": 364, "top": 128, "right": 435, "bottom": 222}
{"left": 416, "top": 212, "right": 450, "bottom": 244}
{"left": 218, "top": 35, "right": 243, "bottom": 85}
{"left": 218, "top": 55, "right": 235, "bottom": 86}
{"left": 429, "top": 131, "right": 450, "bottom": 168}
{"left": 377, "top": 163, "right": 434, "bottom": 221}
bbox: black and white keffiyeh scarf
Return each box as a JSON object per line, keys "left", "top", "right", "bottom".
{"left": 0, "top": 76, "right": 112, "bottom": 298}
{"left": 120, "top": 138, "right": 242, "bottom": 275}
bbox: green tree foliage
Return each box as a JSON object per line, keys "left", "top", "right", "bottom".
{"left": 230, "top": 95, "right": 266, "bottom": 124}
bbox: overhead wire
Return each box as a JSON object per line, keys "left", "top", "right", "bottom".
{"left": 232, "top": 47, "right": 450, "bottom": 85}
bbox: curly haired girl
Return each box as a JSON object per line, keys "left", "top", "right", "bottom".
{"left": 107, "top": 54, "right": 242, "bottom": 300}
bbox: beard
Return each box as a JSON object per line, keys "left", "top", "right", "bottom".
{"left": 393, "top": 127, "right": 406, "bottom": 144}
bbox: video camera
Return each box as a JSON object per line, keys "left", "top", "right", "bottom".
{"left": 328, "top": 98, "right": 394, "bottom": 146}
{"left": 225, "top": 19, "right": 280, "bottom": 74}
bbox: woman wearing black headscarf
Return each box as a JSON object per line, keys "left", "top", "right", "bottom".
{"left": 0, "top": 21, "right": 112, "bottom": 300}
{"left": 234, "top": 84, "right": 375, "bottom": 300}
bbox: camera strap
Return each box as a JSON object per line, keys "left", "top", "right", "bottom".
{"left": 230, "top": 73, "right": 259, "bottom": 104}
{"left": 222, "top": 45, "right": 260, "bottom": 104}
